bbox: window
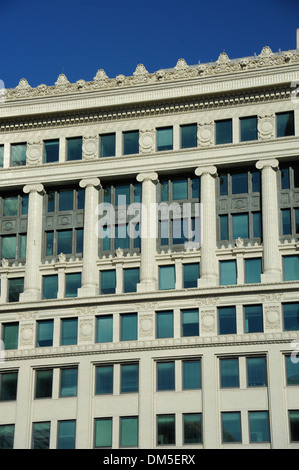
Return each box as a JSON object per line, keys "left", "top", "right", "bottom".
{"left": 120, "top": 417, "right": 138, "bottom": 447}
{"left": 181, "top": 309, "right": 199, "bottom": 337}
{"left": 285, "top": 356, "right": 299, "bottom": 385}
{"left": 61, "top": 318, "right": 78, "bottom": 345}
{"left": 157, "top": 362, "right": 175, "bottom": 391}
{"left": 11, "top": 143, "right": 26, "bottom": 166}
{"left": 0, "top": 372, "right": 18, "bottom": 401}
{"left": 156, "top": 311, "right": 173, "bottom": 339}
{"left": 276, "top": 112, "right": 295, "bottom": 138}
{"left": 44, "top": 139, "right": 59, "bottom": 163}
{"left": 42, "top": 275, "right": 58, "bottom": 300}
{"left": 183, "top": 263, "right": 200, "bottom": 288}
{"left": 100, "top": 133, "right": 116, "bottom": 158}
{"left": 218, "top": 307, "right": 237, "bottom": 335}
{"left": 8, "top": 278, "right": 24, "bottom": 302}
{"left": 94, "top": 418, "right": 112, "bottom": 448}
{"left": 57, "top": 420, "right": 76, "bottom": 449}
{"left": 60, "top": 368, "right": 78, "bottom": 397}
{"left": 220, "top": 358, "right": 239, "bottom": 388}
{"left": 65, "top": 273, "right": 81, "bottom": 298}
{"left": 221, "top": 412, "right": 242, "bottom": 443}
{"left": 289, "top": 411, "right": 299, "bottom": 442}
{"left": 244, "top": 305, "right": 263, "bottom": 333}
{"left": 0, "top": 145, "right": 3, "bottom": 167}
{"left": 66, "top": 137, "right": 82, "bottom": 161}
{"left": 123, "top": 131, "right": 139, "bottom": 155}
{"left": 100, "top": 270, "right": 116, "bottom": 295}
{"left": 183, "top": 414, "right": 202, "bottom": 445}
{"left": 35, "top": 369, "right": 53, "bottom": 399}
{"left": 215, "top": 119, "right": 233, "bottom": 145}
{"left": 245, "top": 258, "right": 262, "bottom": 284}
{"left": 121, "top": 364, "right": 139, "bottom": 393}
{"left": 32, "top": 422, "right": 51, "bottom": 449}
{"left": 279, "top": 162, "right": 299, "bottom": 240}
{"left": 37, "top": 320, "right": 53, "bottom": 347}
{"left": 283, "top": 255, "right": 299, "bottom": 281}
{"left": 120, "top": 314, "right": 138, "bottom": 341}
{"left": 96, "top": 365, "right": 113, "bottom": 395}
{"left": 157, "top": 415, "right": 175, "bottom": 446}
{"left": 159, "top": 265, "right": 175, "bottom": 290}
{"left": 0, "top": 424, "right": 14, "bottom": 449}
{"left": 157, "top": 127, "right": 173, "bottom": 151}
{"left": 247, "top": 357, "right": 267, "bottom": 387}
{"left": 124, "top": 268, "right": 139, "bottom": 293}
{"left": 249, "top": 411, "right": 270, "bottom": 443}
{"left": 283, "top": 303, "right": 299, "bottom": 331}
{"left": 220, "top": 260, "right": 237, "bottom": 285}
{"left": 183, "top": 360, "right": 201, "bottom": 389}
{"left": 2, "top": 322, "right": 18, "bottom": 350}
{"left": 96, "top": 315, "right": 113, "bottom": 343}
{"left": 180, "top": 124, "right": 197, "bottom": 149}
{"left": 240, "top": 116, "right": 258, "bottom": 141}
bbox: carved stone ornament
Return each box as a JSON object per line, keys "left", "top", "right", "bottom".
{"left": 139, "top": 314, "right": 153, "bottom": 337}
{"left": 82, "top": 135, "right": 99, "bottom": 160}
{"left": 264, "top": 305, "right": 281, "bottom": 329}
{"left": 55, "top": 74, "right": 71, "bottom": 91}
{"left": 16, "top": 78, "right": 32, "bottom": 91}
{"left": 139, "top": 130, "right": 155, "bottom": 154}
{"left": 201, "top": 310, "right": 216, "bottom": 333}
{"left": 93, "top": 69, "right": 109, "bottom": 84}
{"left": 20, "top": 323, "right": 34, "bottom": 346}
{"left": 27, "top": 141, "right": 43, "bottom": 166}
{"left": 79, "top": 318, "right": 93, "bottom": 341}
{"left": 133, "top": 64, "right": 149, "bottom": 83}
{"left": 198, "top": 122, "right": 213, "bottom": 147}
{"left": 258, "top": 115, "right": 275, "bottom": 140}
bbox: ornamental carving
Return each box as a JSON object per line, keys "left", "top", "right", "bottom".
{"left": 20, "top": 323, "right": 34, "bottom": 346}
{"left": 139, "top": 129, "right": 155, "bottom": 154}
{"left": 82, "top": 135, "right": 99, "bottom": 160}
{"left": 27, "top": 141, "right": 43, "bottom": 166}
{"left": 133, "top": 64, "right": 149, "bottom": 83}
{"left": 258, "top": 115, "right": 275, "bottom": 140}
{"left": 264, "top": 305, "right": 281, "bottom": 329}
{"left": 195, "top": 297, "right": 219, "bottom": 306}
{"left": 79, "top": 318, "right": 93, "bottom": 341}
{"left": 198, "top": 122, "right": 213, "bottom": 147}
{"left": 201, "top": 309, "right": 216, "bottom": 333}
{"left": 139, "top": 314, "right": 153, "bottom": 337}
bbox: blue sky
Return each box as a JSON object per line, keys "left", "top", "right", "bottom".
{"left": 0, "top": 0, "right": 298, "bottom": 89}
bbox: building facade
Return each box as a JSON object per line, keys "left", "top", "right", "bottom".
{"left": 0, "top": 41, "right": 299, "bottom": 449}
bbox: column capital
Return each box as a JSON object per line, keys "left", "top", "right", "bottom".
{"left": 136, "top": 171, "right": 158, "bottom": 184}
{"left": 79, "top": 177, "right": 101, "bottom": 189}
{"left": 23, "top": 183, "right": 45, "bottom": 194}
{"left": 256, "top": 158, "right": 279, "bottom": 170}
{"left": 195, "top": 165, "right": 217, "bottom": 177}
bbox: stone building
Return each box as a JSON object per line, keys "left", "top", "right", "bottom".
{"left": 0, "top": 35, "right": 299, "bottom": 449}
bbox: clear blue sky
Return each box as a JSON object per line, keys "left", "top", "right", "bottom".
{"left": 0, "top": 0, "right": 298, "bottom": 89}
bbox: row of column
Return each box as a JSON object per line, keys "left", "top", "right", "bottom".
{"left": 19, "top": 159, "right": 281, "bottom": 302}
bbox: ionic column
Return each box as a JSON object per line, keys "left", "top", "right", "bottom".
{"left": 136, "top": 171, "right": 158, "bottom": 292}
{"left": 195, "top": 166, "right": 218, "bottom": 286}
{"left": 256, "top": 159, "right": 282, "bottom": 282}
{"left": 19, "top": 184, "right": 44, "bottom": 302}
{"left": 77, "top": 178, "right": 101, "bottom": 297}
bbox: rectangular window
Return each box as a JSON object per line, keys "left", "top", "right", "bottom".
{"left": 11, "top": 143, "right": 26, "bottom": 166}
{"left": 183, "top": 263, "right": 199, "bottom": 288}
{"left": 121, "top": 364, "right": 139, "bottom": 393}
{"left": 123, "top": 131, "right": 139, "bottom": 155}
{"left": 96, "top": 315, "right": 113, "bottom": 343}
{"left": 231, "top": 172, "right": 248, "bottom": 194}
{"left": 66, "top": 137, "right": 82, "bottom": 161}
{"left": 249, "top": 411, "right": 270, "bottom": 443}
{"left": 276, "top": 112, "right": 295, "bottom": 138}
{"left": 0, "top": 425, "right": 14, "bottom": 449}
{"left": 232, "top": 213, "right": 249, "bottom": 239}
{"left": 183, "top": 360, "right": 201, "bottom": 389}
{"left": 1, "top": 235, "right": 16, "bottom": 259}
{"left": 42, "top": 275, "right": 58, "bottom": 300}
{"left": 65, "top": 273, "right": 81, "bottom": 298}
{"left": 57, "top": 420, "right": 76, "bottom": 449}
{"left": 244, "top": 305, "right": 263, "bottom": 333}
{"left": 8, "top": 278, "right": 24, "bottom": 302}
{"left": 159, "top": 265, "right": 175, "bottom": 290}
{"left": 0, "top": 372, "right": 18, "bottom": 401}
{"left": 218, "top": 307, "right": 237, "bottom": 335}
{"left": 247, "top": 357, "right": 267, "bottom": 387}
{"left": 96, "top": 365, "right": 113, "bottom": 395}
{"left": 120, "top": 313, "right": 137, "bottom": 341}
{"left": 283, "top": 303, "right": 299, "bottom": 331}
{"left": 289, "top": 411, "right": 299, "bottom": 442}
{"left": 157, "top": 362, "right": 175, "bottom": 391}
{"left": 285, "top": 356, "right": 299, "bottom": 385}
{"left": 157, "top": 415, "right": 175, "bottom": 446}
{"left": 120, "top": 417, "right": 138, "bottom": 447}
{"left": 37, "top": 319, "right": 53, "bottom": 347}
{"left": 283, "top": 255, "right": 299, "bottom": 281}
{"left": 3, "top": 323, "right": 18, "bottom": 350}
{"left": 245, "top": 258, "right": 262, "bottom": 284}
{"left": 181, "top": 309, "right": 199, "bottom": 337}
{"left": 156, "top": 311, "right": 173, "bottom": 339}
{"left": 35, "top": 369, "right": 53, "bottom": 399}
{"left": 220, "top": 214, "right": 229, "bottom": 240}
{"left": 61, "top": 318, "right": 78, "bottom": 345}
{"left": 222, "top": 412, "right": 242, "bottom": 443}
{"left": 32, "top": 422, "right": 51, "bottom": 449}
{"left": 282, "top": 208, "right": 292, "bottom": 235}
{"left": 124, "top": 268, "right": 140, "bottom": 293}
{"left": 44, "top": 139, "right": 59, "bottom": 163}
{"left": 3, "top": 196, "right": 18, "bottom": 216}
{"left": 220, "top": 260, "right": 237, "bottom": 285}
{"left": 157, "top": 127, "right": 173, "bottom": 152}
{"left": 0, "top": 145, "right": 3, "bottom": 167}
{"left": 183, "top": 414, "right": 202, "bottom": 444}
{"left": 100, "top": 270, "right": 116, "bottom": 294}
{"left": 215, "top": 119, "right": 233, "bottom": 145}
{"left": 180, "top": 124, "right": 197, "bottom": 149}
{"left": 100, "top": 133, "right": 116, "bottom": 158}
{"left": 60, "top": 368, "right": 78, "bottom": 397}
{"left": 94, "top": 418, "right": 112, "bottom": 448}
{"left": 57, "top": 229, "right": 73, "bottom": 254}
{"left": 220, "top": 358, "right": 239, "bottom": 388}
{"left": 240, "top": 116, "right": 258, "bottom": 142}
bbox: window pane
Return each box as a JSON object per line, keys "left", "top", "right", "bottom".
{"left": 157, "top": 415, "right": 175, "bottom": 445}
{"left": 172, "top": 179, "right": 188, "bottom": 200}
{"left": 294, "top": 164, "right": 299, "bottom": 188}
{"left": 283, "top": 303, "right": 299, "bottom": 331}
{"left": 219, "top": 173, "right": 228, "bottom": 196}
{"left": 283, "top": 255, "right": 299, "bottom": 281}
{"left": 11, "top": 143, "right": 26, "bottom": 166}
{"left": 219, "top": 307, "right": 236, "bottom": 335}
{"left": 160, "top": 181, "right": 169, "bottom": 201}
{"left": 121, "top": 314, "right": 137, "bottom": 341}
{"left": 57, "top": 230, "right": 73, "bottom": 254}
{"left": 76, "top": 228, "right": 83, "bottom": 253}
{"left": 220, "top": 260, "right": 237, "bottom": 286}
{"left": 289, "top": 411, "right": 299, "bottom": 442}
{"left": 43, "top": 275, "right": 58, "bottom": 299}
{"left": 3, "top": 323, "right": 18, "bottom": 350}
{"left": 100, "top": 133, "right": 116, "bottom": 157}
{"left": 181, "top": 309, "right": 199, "bottom": 337}
{"left": 183, "top": 361, "right": 201, "bottom": 389}
{"left": 67, "top": 137, "right": 82, "bottom": 161}
{"left": 159, "top": 265, "right": 175, "bottom": 290}
{"left": 282, "top": 209, "right": 292, "bottom": 235}
{"left": 101, "top": 270, "right": 116, "bottom": 294}
{"left": 115, "top": 225, "right": 130, "bottom": 250}
{"left": 157, "top": 127, "right": 173, "bottom": 151}
{"left": 61, "top": 318, "right": 78, "bottom": 345}
{"left": 96, "top": 366, "right": 113, "bottom": 394}
{"left": 296, "top": 209, "right": 299, "bottom": 234}
{"left": 253, "top": 212, "right": 262, "bottom": 238}
{"left": 96, "top": 315, "right": 113, "bottom": 343}
{"left": 57, "top": 420, "right": 76, "bottom": 449}
{"left": 181, "top": 124, "right": 197, "bottom": 148}
{"left": 121, "top": 364, "right": 139, "bottom": 393}
{"left": 215, "top": 119, "right": 232, "bottom": 145}
{"left": 0, "top": 145, "right": 3, "bottom": 167}
{"left": 120, "top": 417, "right": 138, "bottom": 447}
{"left": 220, "top": 358, "right": 239, "bottom": 388}
{"left": 46, "top": 231, "right": 54, "bottom": 256}
{"left": 156, "top": 311, "right": 173, "bottom": 339}
{"left": 220, "top": 215, "right": 229, "bottom": 240}
{"left": 21, "top": 195, "right": 29, "bottom": 215}
{"left": 0, "top": 372, "right": 18, "bottom": 401}
{"left": 286, "top": 356, "right": 299, "bottom": 385}
{"left": 44, "top": 139, "right": 59, "bottom": 163}
{"left": 249, "top": 411, "right": 270, "bottom": 442}
{"left": 58, "top": 190, "right": 73, "bottom": 211}
{"left": 115, "top": 185, "right": 130, "bottom": 206}
{"left": 247, "top": 357, "right": 267, "bottom": 386}
{"left": 37, "top": 320, "right": 53, "bottom": 347}
{"left": 123, "top": 131, "right": 139, "bottom": 155}
{"left": 60, "top": 368, "right": 78, "bottom": 397}
{"left": 183, "top": 414, "right": 202, "bottom": 444}
{"left": 231, "top": 173, "right": 248, "bottom": 194}
{"left": 277, "top": 112, "right": 295, "bottom": 137}
{"left": 124, "top": 268, "right": 139, "bottom": 293}
{"left": 0, "top": 425, "right": 14, "bottom": 449}
{"left": 20, "top": 234, "right": 27, "bottom": 259}
{"left": 65, "top": 273, "right": 81, "bottom": 298}
{"left": 222, "top": 412, "right": 242, "bottom": 443}
{"left": 240, "top": 116, "right": 257, "bottom": 141}
{"left": 2, "top": 235, "right": 17, "bottom": 258}
{"left": 244, "top": 305, "right": 263, "bottom": 333}
{"left": 32, "top": 422, "right": 50, "bottom": 449}
{"left": 94, "top": 418, "right": 112, "bottom": 448}
{"left": 157, "top": 362, "right": 175, "bottom": 391}
{"left": 35, "top": 370, "right": 53, "bottom": 398}
{"left": 251, "top": 171, "right": 261, "bottom": 193}
{"left": 8, "top": 278, "right": 24, "bottom": 302}
{"left": 281, "top": 167, "right": 290, "bottom": 190}
{"left": 232, "top": 213, "right": 249, "bottom": 239}
{"left": 3, "top": 196, "right": 18, "bottom": 216}
{"left": 183, "top": 263, "right": 199, "bottom": 288}
{"left": 245, "top": 258, "right": 262, "bottom": 284}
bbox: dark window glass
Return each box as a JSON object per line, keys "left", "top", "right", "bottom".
{"left": 124, "top": 268, "right": 139, "bottom": 293}
{"left": 157, "top": 415, "right": 175, "bottom": 446}
{"left": 247, "top": 357, "right": 267, "bottom": 387}
{"left": 1, "top": 235, "right": 17, "bottom": 259}
{"left": 251, "top": 171, "right": 261, "bottom": 193}
{"left": 60, "top": 368, "right": 78, "bottom": 397}
{"left": 57, "top": 420, "right": 76, "bottom": 449}
{"left": 37, "top": 320, "right": 53, "bottom": 347}
{"left": 183, "top": 414, "right": 202, "bottom": 444}
{"left": 67, "top": 137, "right": 82, "bottom": 161}
{"left": 61, "top": 318, "right": 78, "bottom": 345}
{"left": 96, "top": 366, "right": 113, "bottom": 394}
{"left": 220, "top": 358, "right": 239, "bottom": 388}
{"left": 32, "top": 422, "right": 51, "bottom": 449}
{"left": 101, "top": 270, "right": 116, "bottom": 294}
{"left": 94, "top": 418, "right": 112, "bottom": 448}
{"left": 156, "top": 311, "right": 173, "bottom": 339}
{"left": 8, "top": 278, "right": 24, "bottom": 302}
{"left": 35, "top": 369, "right": 53, "bottom": 398}
{"left": 0, "top": 372, "right": 18, "bottom": 401}
{"left": 283, "top": 303, "right": 299, "bottom": 331}
{"left": 173, "top": 179, "right": 188, "bottom": 200}
{"left": 289, "top": 411, "right": 299, "bottom": 442}
{"left": 123, "top": 131, "right": 139, "bottom": 155}
{"left": 183, "top": 263, "right": 199, "bottom": 288}
{"left": 157, "top": 362, "right": 175, "bottom": 391}
{"left": 44, "top": 139, "right": 59, "bottom": 163}
{"left": 58, "top": 190, "right": 73, "bottom": 211}
{"left": 215, "top": 119, "right": 233, "bottom": 145}
{"left": 57, "top": 230, "right": 73, "bottom": 254}
{"left": 46, "top": 231, "right": 54, "bottom": 256}
{"left": 121, "top": 364, "right": 139, "bottom": 393}
{"left": 276, "top": 112, "right": 295, "bottom": 138}
{"left": 231, "top": 173, "right": 248, "bottom": 194}
{"left": 11, "top": 143, "right": 26, "bottom": 166}
{"left": 281, "top": 167, "right": 290, "bottom": 190}
{"left": 157, "top": 127, "right": 173, "bottom": 151}
{"left": 222, "top": 412, "right": 242, "bottom": 443}
{"left": 0, "top": 425, "right": 14, "bottom": 449}
{"left": 218, "top": 307, "right": 237, "bottom": 335}
{"left": 100, "top": 133, "right": 116, "bottom": 157}
{"left": 245, "top": 258, "right": 262, "bottom": 284}
{"left": 240, "top": 116, "right": 258, "bottom": 142}
{"left": 249, "top": 411, "right": 270, "bottom": 442}
{"left": 282, "top": 209, "right": 292, "bottom": 235}
{"left": 219, "top": 173, "right": 228, "bottom": 196}
{"left": 120, "top": 417, "right": 138, "bottom": 447}
{"left": 220, "top": 214, "right": 229, "bottom": 240}
{"left": 181, "top": 309, "right": 199, "bottom": 337}
{"left": 76, "top": 228, "right": 83, "bottom": 253}
{"left": 181, "top": 124, "right": 197, "bottom": 149}
{"left": 244, "top": 305, "right": 263, "bottom": 333}
{"left": 232, "top": 213, "right": 249, "bottom": 239}
{"left": 3, "top": 322, "right": 18, "bottom": 350}
{"left": 159, "top": 265, "right": 175, "bottom": 290}
{"left": 65, "top": 273, "right": 81, "bottom": 298}
{"left": 183, "top": 361, "right": 201, "bottom": 389}
{"left": 0, "top": 145, "right": 3, "bottom": 167}
{"left": 283, "top": 255, "right": 299, "bottom": 281}
{"left": 253, "top": 212, "right": 262, "bottom": 238}
{"left": 286, "top": 356, "right": 299, "bottom": 385}
{"left": 96, "top": 315, "right": 113, "bottom": 343}
{"left": 43, "top": 275, "right": 58, "bottom": 300}
{"left": 121, "top": 314, "right": 137, "bottom": 341}
{"left": 220, "top": 260, "right": 237, "bottom": 286}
